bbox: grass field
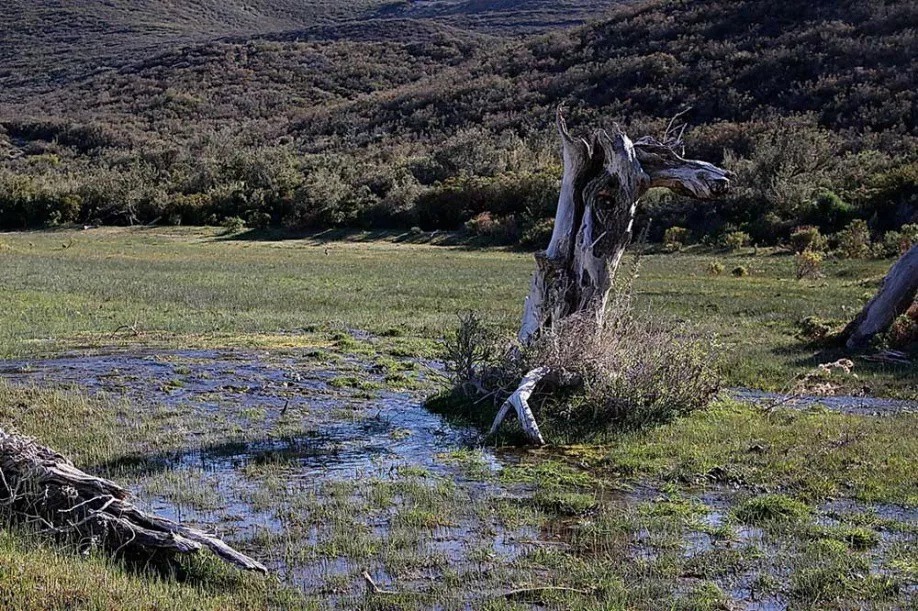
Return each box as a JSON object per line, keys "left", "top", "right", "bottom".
{"left": 0, "top": 226, "right": 913, "bottom": 396}
{"left": 0, "top": 227, "right": 915, "bottom": 610}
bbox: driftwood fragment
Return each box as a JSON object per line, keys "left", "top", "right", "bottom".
{"left": 362, "top": 570, "right": 399, "bottom": 595}
{"left": 0, "top": 427, "right": 267, "bottom": 573}
{"left": 487, "top": 367, "right": 550, "bottom": 445}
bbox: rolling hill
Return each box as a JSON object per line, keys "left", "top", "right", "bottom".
{"left": 0, "top": 0, "right": 627, "bottom": 102}
{"left": 0, "top": 0, "right": 915, "bottom": 238}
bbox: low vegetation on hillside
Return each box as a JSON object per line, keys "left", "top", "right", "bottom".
{"left": 1, "top": 0, "right": 916, "bottom": 250}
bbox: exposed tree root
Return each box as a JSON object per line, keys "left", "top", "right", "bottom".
{"left": 0, "top": 427, "right": 267, "bottom": 573}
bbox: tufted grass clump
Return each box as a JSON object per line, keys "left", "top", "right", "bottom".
{"left": 734, "top": 494, "right": 811, "bottom": 525}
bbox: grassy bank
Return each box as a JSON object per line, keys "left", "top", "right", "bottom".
{"left": 0, "top": 226, "right": 913, "bottom": 396}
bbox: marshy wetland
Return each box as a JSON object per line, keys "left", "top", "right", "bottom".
{"left": 0, "top": 227, "right": 915, "bottom": 610}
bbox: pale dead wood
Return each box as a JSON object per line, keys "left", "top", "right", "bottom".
{"left": 0, "top": 427, "right": 267, "bottom": 573}
{"left": 494, "top": 107, "right": 731, "bottom": 444}
{"left": 487, "top": 366, "right": 549, "bottom": 445}
{"left": 362, "top": 570, "right": 398, "bottom": 595}
{"left": 844, "top": 244, "right": 918, "bottom": 351}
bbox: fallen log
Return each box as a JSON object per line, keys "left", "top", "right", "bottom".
{"left": 0, "top": 427, "right": 267, "bottom": 573}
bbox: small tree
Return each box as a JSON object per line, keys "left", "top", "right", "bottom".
{"left": 836, "top": 220, "right": 871, "bottom": 259}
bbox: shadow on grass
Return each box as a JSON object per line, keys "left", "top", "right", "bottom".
{"left": 212, "top": 226, "right": 535, "bottom": 251}
{"left": 769, "top": 336, "right": 918, "bottom": 392}
{"left": 89, "top": 432, "right": 344, "bottom": 480}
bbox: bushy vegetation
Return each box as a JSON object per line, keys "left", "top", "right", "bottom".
{"left": 0, "top": 1, "right": 915, "bottom": 250}
{"left": 438, "top": 298, "right": 721, "bottom": 441}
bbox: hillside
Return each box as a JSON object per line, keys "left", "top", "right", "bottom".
{"left": 0, "top": 0, "right": 626, "bottom": 102}
{"left": 0, "top": 0, "right": 915, "bottom": 241}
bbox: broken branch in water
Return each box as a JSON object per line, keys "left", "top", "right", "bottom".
{"left": 362, "top": 570, "right": 399, "bottom": 595}
{"left": 0, "top": 427, "right": 267, "bottom": 573}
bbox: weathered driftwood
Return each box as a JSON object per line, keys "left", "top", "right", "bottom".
{"left": 487, "top": 367, "right": 550, "bottom": 445}
{"left": 493, "top": 109, "right": 731, "bottom": 444}
{"left": 844, "top": 244, "right": 918, "bottom": 351}
{"left": 0, "top": 427, "right": 267, "bottom": 573}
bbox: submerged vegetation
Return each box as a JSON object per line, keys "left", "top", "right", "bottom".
{"left": 0, "top": 355, "right": 914, "bottom": 609}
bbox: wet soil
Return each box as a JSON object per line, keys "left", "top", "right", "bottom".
{"left": 1, "top": 348, "right": 914, "bottom": 608}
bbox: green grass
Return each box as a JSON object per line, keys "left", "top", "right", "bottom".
{"left": 0, "top": 228, "right": 916, "bottom": 609}
{"left": 2, "top": 378, "right": 916, "bottom": 609}
{"left": 0, "top": 227, "right": 913, "bottom": 396}
{"left": 0, "top": 530, "right": 306, "bottom": 610}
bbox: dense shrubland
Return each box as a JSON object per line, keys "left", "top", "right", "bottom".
{"left": 0, "top": 0, "right": 915, "bottom": 252}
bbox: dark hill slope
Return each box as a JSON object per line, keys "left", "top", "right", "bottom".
{"left": 0, "top": 0, "right": 391, "bottom": 100}
{"left": 0, "top": 0, "right": 915, "bottom": 236}
{"left": 0, "top": 0, "right": 627, "bottom": 102}
{"left": 7, "top": 20, "right": 491, "bottom": 145}
{"left": 295, "top": 0, "right": 917, "bottom": 148}
{"left": 372, "top": 0, "right": 634, "bottom": 34}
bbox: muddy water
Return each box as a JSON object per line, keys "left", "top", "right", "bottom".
{"left": 0, "top": 349, "right": 536, "bottom": 595}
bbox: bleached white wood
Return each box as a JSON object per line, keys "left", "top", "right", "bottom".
{"left": 497, "top": 109, "right": 732, "bottom": 444}
{"left": 488, "top": 367, "right": 549, "bottom": 445}
{"left": 845, "top": 244, "right": 918, "bottom": 350}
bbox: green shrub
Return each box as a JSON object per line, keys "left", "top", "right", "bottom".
{"left": 464, "top": 211, "right": 519, "bottom": 243}
{"left": 789, "top": 226, "right": 827, "bottom": 253}
{"left": 794, "top": 249, "right": 824, "bottom": 280}
{"left": 877, "top": 224, "right": 918, "bottom": 257}
{"left": 519, "top": 217, "right": 554, "bottom": 250}
{"left": 416, "top": 171, "right": 558, "bottom": 230}
{"left": 663, "top": 226, "right": 691, "bottom": 251}
{"left": 731, "top": 265, "right": 748, "bottom": 277}
{"left": 221, "top": 216, "right": 246, "bottom": 233}
{"left": 809, "top": 191, "right": 855, "bottom": 233}
{"left": 706, "top": 261, "right": 725, "bottom": 275}
{"left": 245, "top": 210, "right": 272, "bottom": 229}
{"left": 723, "top": 231, "right": 751, "bottom": 251}
{"left": 835, "top": 219, "right": 871, "bottom": 259}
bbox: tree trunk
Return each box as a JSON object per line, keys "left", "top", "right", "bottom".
{"left": 495, "top": 109, "right": 731, "bottom": 444}
{"left": 518, "top": 110, "right": 732, "bottom": 345}
{"left": 0, "top": 427, "right": 267, "bottom": 573}
{"left": 844, "top": 244, "right": 918, "bottom": 351}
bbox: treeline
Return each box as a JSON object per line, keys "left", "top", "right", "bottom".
{"left": 1, "top": 0, "right": 916, "bottom": 251}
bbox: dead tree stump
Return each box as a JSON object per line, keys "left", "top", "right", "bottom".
{"left": 492, "top": 109, "right": 732, "bottom": 444}
{"left": 844, "top": 244, "right": 918, "bottom": 351}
